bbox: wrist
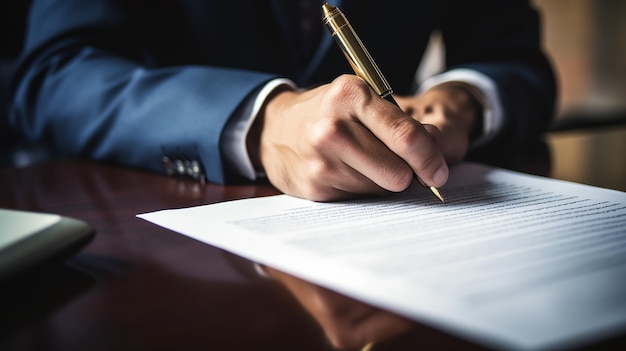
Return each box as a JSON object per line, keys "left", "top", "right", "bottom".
{"left": 247, "top": 86, "right": 295, "bottom": 173}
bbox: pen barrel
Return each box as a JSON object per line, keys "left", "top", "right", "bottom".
{"left": 323, "top": 6, "right": 393, "bottom": 99}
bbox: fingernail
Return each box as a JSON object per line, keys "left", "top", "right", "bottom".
{"left": 432, "top": 163, "right": 448, "bottom": 186}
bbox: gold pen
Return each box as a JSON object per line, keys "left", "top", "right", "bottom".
{"left": 322, "top": 3, "right": 444, "bottom": 203}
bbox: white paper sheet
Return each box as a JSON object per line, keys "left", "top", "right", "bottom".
{"left": 138, "top": 163, "right": 626, "bottom": 350}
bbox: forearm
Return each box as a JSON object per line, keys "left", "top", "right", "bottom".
{"left": 10, "top": 46, "right": 277, "bottom": 183}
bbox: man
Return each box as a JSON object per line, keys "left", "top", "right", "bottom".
{"left": 9, "top": 0, "right": 555, "bottom": 348}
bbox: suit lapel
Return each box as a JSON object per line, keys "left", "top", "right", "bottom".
{"left": 300, "top": 0, "right": 343, "bottom": 84}
{"left": 269, "top": 0, "right": 300, "bottom": 75}
{"left": 270, "top": 0, "right": 343, "bottom": 85}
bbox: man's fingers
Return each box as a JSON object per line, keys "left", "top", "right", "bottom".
{"left": 323, "top": 75, "right": 448, "bottom": 188}
{"left": 300, "top": 114, "right": 410, "bottom": 199}
{"left": 259, "top": 75, "right": 450, "bottom": 201}
{"left": 357, "top": 97, "right": 449, "bottom": 188}
{"left": 335, "top": 122, "right": 415, "bottom": 192}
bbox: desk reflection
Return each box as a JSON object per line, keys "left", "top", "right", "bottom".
{"left": 0, "top": 137, "right": 624, "bottom": 350}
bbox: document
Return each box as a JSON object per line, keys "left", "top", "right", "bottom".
{"left": 138, "top": 163, "right": 626, "bottom": 350}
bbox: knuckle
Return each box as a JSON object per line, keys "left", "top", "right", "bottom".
{"left": 299, "top": 185, "right": 321, "bottom": 201}
{"left": 389, "top": 119, "right": 422, "bottom": 154}
{"left": 387, "top": 119, "right": 441, "bottom": 172}
{"left": 309, "top": 117, "right": 347, "bottom": 149}
{"left": 416, "top": 145, "right": 441, "bottom": 171}
{"left": 387, "top": 168, "right": 414, "bottom": 191}
{"left": 327, "top": 332, "right": 358, "bottom": 350}
{"left": 326, "top": 74, "right": 372, "bottom": 105}
{"left": 307, "top": 159, "right": 332, "bottom": 180}
{"left": 298, "top": 182, "right": 325, "bottom": 201}
{"left": 299, "top": 162, "right": 335, "bottom": 201}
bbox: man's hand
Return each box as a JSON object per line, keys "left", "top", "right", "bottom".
{"left": 394, "top": 84, "right": 482, "bottom": 165}
{"left": 249, "top": 75, "right": 449, "bottom": 201}
{"left": 266, "top": 267, "right": 413, "bottom": 350}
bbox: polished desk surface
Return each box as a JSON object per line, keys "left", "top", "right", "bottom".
{"left": 1, "top": 127, "right": 625, "bottom": 350}
{"left": 0, "top": 160, "right": 484, "bottom": 350}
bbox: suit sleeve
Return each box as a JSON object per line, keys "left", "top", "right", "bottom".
{"left": 9, "top": 0, "right": 278, "bottom": 184}
{"left": 440, "top": 0, "right": 557, "bottom": 150}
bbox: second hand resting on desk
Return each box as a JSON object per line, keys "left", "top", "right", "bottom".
{"left": 321, "top": 3, "right": 445, "bottom": 203}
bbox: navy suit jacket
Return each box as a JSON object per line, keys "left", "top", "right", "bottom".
{"left": 10, "top": 0, "right": 555, "bottom": 184}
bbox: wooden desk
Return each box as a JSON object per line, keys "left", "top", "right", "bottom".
{"left": 0, "top": 160, "right": 482, "bottom": 350}
{"left": 0, "top": 129, "right": 624, "bottom": 350}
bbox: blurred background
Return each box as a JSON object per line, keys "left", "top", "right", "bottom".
{"left": 418, "top": 0, "right": 626, "bottom": 191}
{"left": 535, "top": 0, "right": 626, "bottom": 121}
{"left": 535, "top": 0, "right": 626, "bottom": 191}
{"left": 1, "top": 0, "right": 625, "bottom": 189}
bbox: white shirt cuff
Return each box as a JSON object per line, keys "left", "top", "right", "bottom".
{"left": 419, "top": 68, "right": 503, "bottom": 147}
{"left": 221, "top": 78, "right": 296, "bottom": 180}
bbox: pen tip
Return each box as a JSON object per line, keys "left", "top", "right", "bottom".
{"left": 430, "top": 186, "right": 445, "bottom": 203}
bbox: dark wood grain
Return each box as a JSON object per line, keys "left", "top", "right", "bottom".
{"left": 1, "top": 145, "right": 623, "bottom": 350}
{"left": 0, "top": 160, "right": 334, "bottom": 350}
{"left": 0, "top": 159, "right": 491, "bottom": 350}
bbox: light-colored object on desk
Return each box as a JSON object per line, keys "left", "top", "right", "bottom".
{"left": 139, "top": 162, "right": 626, "bottom": 350}
{"left": 0, "top": 209, "right": 94, "bottom": 280}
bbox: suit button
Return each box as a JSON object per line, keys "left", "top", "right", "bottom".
{"left": 189, "top": 161, "right": 200, "bottom": 176}
{"left": 175, "top": 160, "right": 185, "bottom": 174}
{"left": 162, "top": 156, "right": 204, "bottom": 180}
{"left": 161, "top": 156, "right": 176, "bottom": 175}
